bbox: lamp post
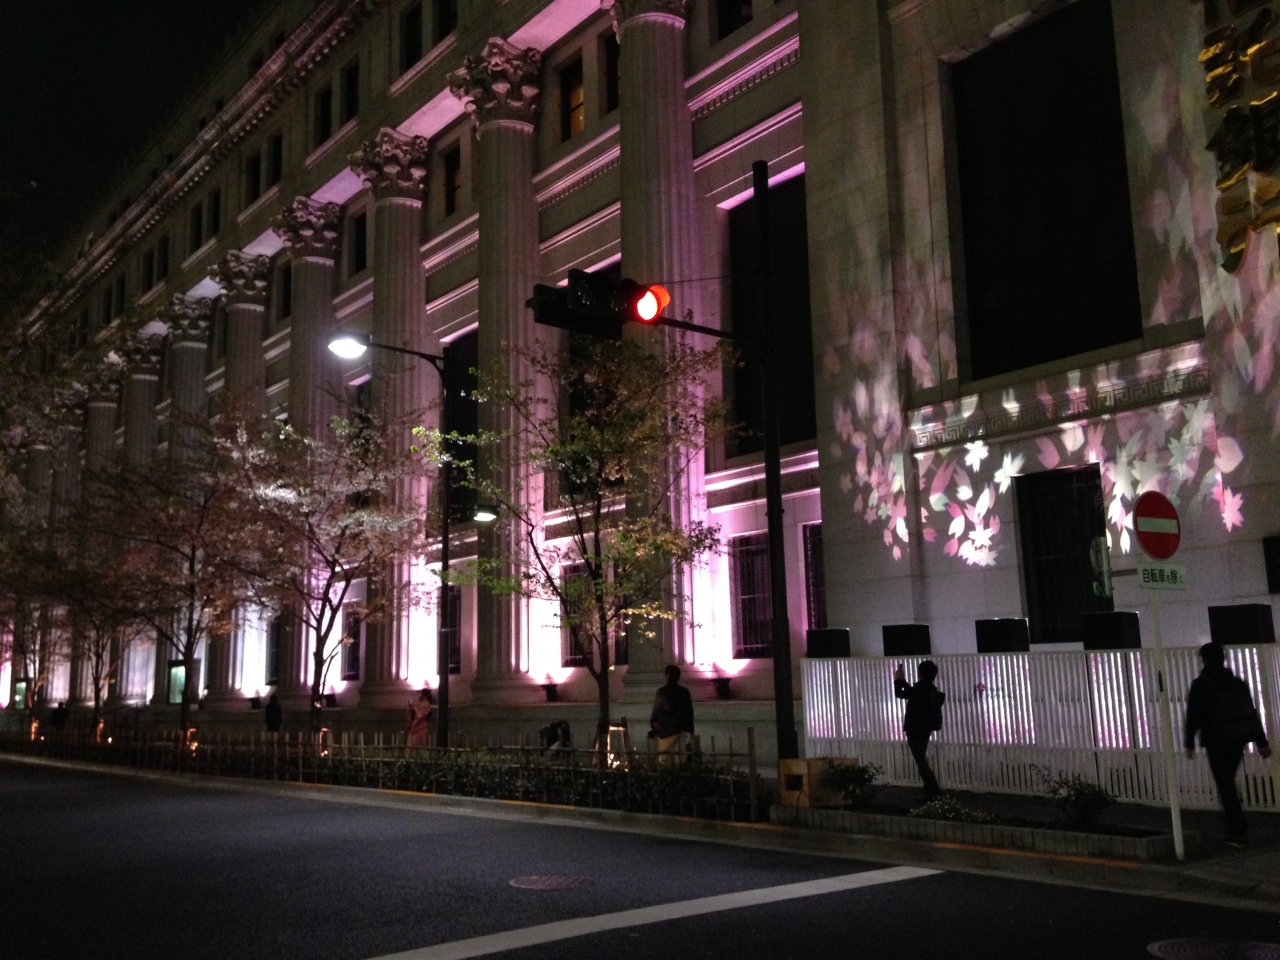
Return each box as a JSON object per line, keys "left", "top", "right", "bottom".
{"left": 327, "top": 331, "right": 494, "bottom": 748}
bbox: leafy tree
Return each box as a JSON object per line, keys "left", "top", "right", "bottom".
{"left": 427, "top": 336, "right": 729, "bottom": 751}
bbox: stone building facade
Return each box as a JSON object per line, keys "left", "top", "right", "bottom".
{"left": 4, "top": 0, "right": 1278, "bottom": 758}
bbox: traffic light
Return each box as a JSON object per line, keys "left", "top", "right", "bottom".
{"left": 526, "top": 269, "right": 672, "bottom": 339}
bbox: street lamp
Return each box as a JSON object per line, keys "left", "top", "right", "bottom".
{"left": 327, "top": 330, "right": 494, "bottom": 748}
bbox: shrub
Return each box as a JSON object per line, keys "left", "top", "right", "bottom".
{"left": 1034, "top": 767, "right": 1114, "bottom": 826}
{"left": 908, "top": 795, "right": 998, "bottom": 823}
{"left": 822, "top": 759, "right": 882, "bottom": 807}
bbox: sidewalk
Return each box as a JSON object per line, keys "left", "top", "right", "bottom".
{"left": 5, "top": 752, "right": 1279, "bottom": 911}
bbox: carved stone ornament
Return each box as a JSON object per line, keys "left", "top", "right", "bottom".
{"left": 209, "top": 250, "right": 271, "bottom": 306}
{"left": 273, "top": 196, "right": 342, "bottom": 259}
{"left": 85, "top": 364, "right": 122, "bottom": 404}
{"left": 449, "top": 38, "right": 543, "bottom": 125}
{"left": 123, "top": 332, "right": 166, "bottom": 376}
{"left": 52, "top": 384, "right": 89, "bottom": 423}
{"left": 349, "top": 128, "right": 431, "bottom": 200}
{"left": 162, "top": 294, "right": 213, "bottom": 344}
{"left": 608, "top": 0, "right": 690, "bottom": 28}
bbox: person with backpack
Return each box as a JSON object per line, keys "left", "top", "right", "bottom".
{"left": 1184, "top": 642, "right": 1272, "bottom": 846}
{"left": 894, "top": 660, "right": 946, "bottom": 800}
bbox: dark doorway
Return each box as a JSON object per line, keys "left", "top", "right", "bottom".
{"left": 1015, "top": 465, "right": 1112, "bottom": 644}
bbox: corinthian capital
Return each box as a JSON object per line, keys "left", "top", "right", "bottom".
{"left": 209, "top": 250, "right": 271, "bottom": 306}
{"left": 162, "top": 294, "right": 213, "bottom": 344}
{"left": 449, "top": 38, "right": 542, "bottom": 125}
{"left": 349, "top": 128, "right": 431, "bottom": 200}
{"left": 86, "top": 362, "right": 123, "bottom": 404}
{"left": 124, "top": 332, "right": 166, "bottom": 376}
{"left": 273, "top": 196, "right": 342, "bottom": 259}
{"left": 609, "top": 0, "right": 689, "bottom": 27}
{"left": 52, "top": 384, "right": 88, "bottom": 423}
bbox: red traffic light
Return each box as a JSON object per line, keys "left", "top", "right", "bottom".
{"left": 617, "top": 280, "right": 671, "bottom": 324}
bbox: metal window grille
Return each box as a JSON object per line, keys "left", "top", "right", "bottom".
{"left": 803, "top": 523, "right": 827, "bottom": 631}
{"left": 341, "top": 606, "right": 361, "bottom": 681}
{"left": 730, "top": 532, "right": 772, "bottom": 658}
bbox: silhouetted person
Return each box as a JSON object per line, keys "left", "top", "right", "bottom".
{"left": 1185, "top": 642, "right": 1272, "bottom": 846}
{"left": 894, "top": 660, "right": 945, "bottom": 800}
{"left": 49, "top": 702, "right": 69, "bottom": 735}
{"left": 406, "top": 688, "right": 434, "bottom": 747}
{"left": 650, "top": 665, "right": 694, "bottom": 762}
{"left": 264, "top": 693, "right": 283, "bottom": 735}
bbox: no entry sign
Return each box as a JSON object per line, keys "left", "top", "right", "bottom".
{"left": 1134, "top": 491, "right": 1181, "bottom": 560}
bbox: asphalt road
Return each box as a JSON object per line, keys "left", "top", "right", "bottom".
{"left": 2, "top": 760, "right": 1279, "bottom": 960}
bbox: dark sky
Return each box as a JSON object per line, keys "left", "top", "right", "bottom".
{"left": 1, "top": 0, "right": 265, "bottom": 254}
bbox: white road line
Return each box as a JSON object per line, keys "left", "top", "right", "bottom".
{"left": 366, "top": 865, "right": 941, "bottom": 960}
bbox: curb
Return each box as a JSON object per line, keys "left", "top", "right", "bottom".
{"left": 5, "top": 752, "right": 1278, "bottom": 912}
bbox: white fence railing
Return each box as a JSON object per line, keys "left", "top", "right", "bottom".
{"left": 803, "top": 645, "right": 1279, "bottom": 812}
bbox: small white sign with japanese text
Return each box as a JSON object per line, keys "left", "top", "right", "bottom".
{"left": 1137, "top": 561, "right": 1188, "bottom": 591}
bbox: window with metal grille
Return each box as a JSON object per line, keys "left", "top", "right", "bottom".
{"left": 341, "top": 605, "right": 362, "bottom": 680}
{"left": 266, "top": 614, "right": 286, "bottom": 686}
{"left": 730, "top": 532, "right": 772, "bottom": 658}
{"left": 803, "top": 523, "right": 827, "bottom": 631}
{"left": 1015, "top": 465, "right": 1112, "bottom": 645}
{"left": 440, "top": 584, "right": 462, "bottom": 674}
{"left": 560, "top": 58, "right": 584, "bottom": 141}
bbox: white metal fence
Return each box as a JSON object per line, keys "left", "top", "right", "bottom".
{"left": 803, "top": 645, "right": 1279, "bottom": 812}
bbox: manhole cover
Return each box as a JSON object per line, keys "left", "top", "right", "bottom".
{"left": 1149, "top": 941, "right": 1280, "bottom": 960}
{"left": 509, "top": 875, "right": 593, "bottom": 890}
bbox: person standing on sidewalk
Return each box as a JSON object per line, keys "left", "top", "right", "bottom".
{"left": 894, "top": 660, "right": 945, "bottom": 800}
{"left": 1184, "top": 642, "right": 1272, "bottom": 846}
{"left": 650, "top": 665, "right": 694, "bottom": 762}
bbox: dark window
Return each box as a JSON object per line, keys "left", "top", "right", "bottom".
{"left": 1015, "top": 465, "right": 1112, "bottom": 645}
{"left": 803, "top": 523, "right": 827, "bottom": 631}
{"left": 313, "top": 85, "right": 334, "bottom": 147}
{"left": 401, "top": 3, "right": 424, "bottom": 74}
{"left": 561, "top": 563, "right": 591, "bottom": 667}
{"left": 560, "top": 59, "right": 585, "bottom": 141}
{"left": 267, "top": 134, "right": 284, "bottom": 186}
{"left": 716, "top": 0, "right": 752, "bottom": 40}
{"left": 270, "top": 30, "right": 286, "bottom": 52}
{"left": 952, "top": 0, "right": 1141, "bottom": 380}
{"left": 210, "top": 301, "right": 229, "bottom": 361}
{"left": 213, "top": 97, "right": 224, "bottom": 113}
{"left": 250, "top": 51, "right": 265, "bottom": 76}
{"left": 443, "top": 145, "right": 462, "bottom": 216}
{"left": 266, "top": 614, "right": 286, "bottom": 686}
{"left": 730, "top": 532, "right": 772, "bottom": 658}
{"left": 76, "top": 308, "right": 90, "bottom": 348}
{"left": 245, "top": 153, "right": 263, "bottom": 204}
{"left": 156, "top": 234, "right": 170, "bottom": 280}
{"left": 602, "top": 32, "right": 620, "bottom": 114}
{"left": 340, "top": 61, "right": 360, "bottom": 124}
{"left": 278, "top": 261, "right": 293, "bottom": 321}
{"left": 100, "top": 288, "right": 112, "bottom": 325}
{"left": 206, "top": 188, "right": 222, "bottom": 238}
{"left": 112, "top": 274, "right": 126, "bottom": 317}
{"left": 341, "top": 606, "right": 362, "bottom": 680}
{"left": 433, "top": 0, "right": 457, "bottom": 42}
{"left": 727, "top": 174, "right": 815, "bottom": 457}
{"left": 141, "top": 249, "right": 155, "bottom": 291}
{"left": 188, "top": 200, "right": 204, "bottom": 252}
{"left": 443, "top": 330, "right": 479, "bottom": 519}
{"left": 349, "top": 212, "right": 368, "bottom": 275}
{"left": 440, "top": 584, "right": 462, "bottom": 674}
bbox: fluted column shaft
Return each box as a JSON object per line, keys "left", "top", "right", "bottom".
{"left": 212, "top": 251, "right": 271, "bottom": 418}
{"left": 167, "top": 303, "right": 211, "bottom": 465}
{"left": 121, "top": 371, "right": 159, "bottom": 470}
{"left": 617, "top": 3, "right": 704, "bottom": 681}
{"left": 289, "top": 257, "right": 342, "bottom": 437}
{"left": 84, "top": 397, "right": 117, "bottom": 474}
{"left": 51, "top": 423, "right": 85, "bottom": 705}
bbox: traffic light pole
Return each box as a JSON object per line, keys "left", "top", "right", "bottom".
{"left": 753, "top": 160, "right": 798, "bottom": 761}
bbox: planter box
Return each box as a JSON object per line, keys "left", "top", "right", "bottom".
{"left": 778, "top": 757, "right": 860, "bottom": 809}
{"left": 769, "top": 804, "right": 1199, "bottom": 862}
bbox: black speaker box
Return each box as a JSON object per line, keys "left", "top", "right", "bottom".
{"left": 1264, "top": 535, "right": 1280, "bottom": 594}
{"left": 807, "top": 628, "right": 851, "bottom": 658}
{"left": 1080, "top": 610, "right": 1141, "bottom": 650}
{"left": 1207, "top": 604, "right": 1276, "bottom": 645}
{"left": 975, "top": 618, "right": 1030, "bottom": 653}
{"left": 882, "top": 624, "right": 931, "bottom": 657}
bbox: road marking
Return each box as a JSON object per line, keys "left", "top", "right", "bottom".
{"left": 366, "top": 865, "right": 940, "bottom": 960}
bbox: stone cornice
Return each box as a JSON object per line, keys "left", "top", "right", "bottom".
{"left": 449, "top": 38, "right": 542, "bottom": 126}
{"left": 350, "top": 128, "right": 432, "bottom": 200}
{"left": 273, "top": 196, "right": 342, "bottom": 259}
{"left": 23, "top": 0, "right": 387, "bottom": 329}
{"left": 210, "top": 250, "right": 272, "bottom": 306}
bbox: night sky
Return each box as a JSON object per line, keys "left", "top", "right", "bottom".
{"left": 0, "top": 1, "right": 265, "bottom": 256}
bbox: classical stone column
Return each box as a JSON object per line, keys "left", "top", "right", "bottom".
{"left": 83, "top": 370, "right": 120, "bottom": 475}
{"left": 19, "top": 441, "right": 53, "bottom": 707}
{"left": 210, "top": 250, "right": 270, "bottom": 418}
{"left": 348, "top": 128, "right": 436, "bottom": 705}
{"left": 121, "top": 333, "right": 164, "bottom": 471}
{"left": 164, "top": 295, "right": 213, "bottom": 464}
{"left": 274, "top": 197, "right": 343, "bottom": 439}
{"left": 450, "top": 38, "right": 543, "bottom": 699}
{"left": 612, "top": 0, "right": 706, "bottom": 688}
{"left": 50, "top": 393, "right": 86, "bottom": 706}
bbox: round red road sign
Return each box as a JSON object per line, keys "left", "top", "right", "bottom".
{"left": 1134, "top": 491, "right": 1181, "bottom": 560}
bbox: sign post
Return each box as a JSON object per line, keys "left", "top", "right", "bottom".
{"left": 1133, "top": 491, "right": 1186, "bottom": 861}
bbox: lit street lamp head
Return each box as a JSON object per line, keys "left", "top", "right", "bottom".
{"left": 472, "top": 504, "right": 499, "bottom": 523}
{"left": 328, "top": 332, "right": 370, "bottom": 360}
